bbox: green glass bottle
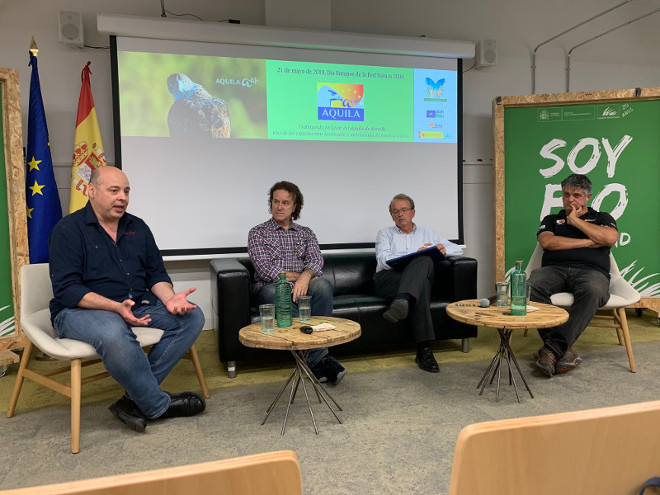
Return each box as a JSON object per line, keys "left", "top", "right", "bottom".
{"left": 275, "top": 272, "right": 292, "bottom": 327}
{"left": 510, "top": 260, "right": 527, "bottom": 316}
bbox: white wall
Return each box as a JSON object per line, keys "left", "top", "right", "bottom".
{"left": 2, "top": 0, "right": 659, "bottom": 322}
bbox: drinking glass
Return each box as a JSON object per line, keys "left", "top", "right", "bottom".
{"left": 259, "top": 304, "right": 275, "bottom": 333}
{"left": 495, "top": 282, "right": 509, "bottom": 306}
{"left": 297, "top": 295, "right": 312, "bottom": 322}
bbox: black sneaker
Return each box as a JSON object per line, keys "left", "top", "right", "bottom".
{"left": 321, "top": 355, "right": 347, "bottom": 385}
{"left": 311, "top": 363, "right": 328, "bottom": 383}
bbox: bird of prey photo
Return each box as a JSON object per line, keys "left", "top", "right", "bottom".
{"left": 167, "top": 73, "right": 231, "bottom": 138}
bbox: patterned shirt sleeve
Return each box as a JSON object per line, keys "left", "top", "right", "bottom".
{"left": 247, "top": 224, "right": 281, "bottom": 284}
{"left": 301, "top": 227, "right": 324, "bottom": 276}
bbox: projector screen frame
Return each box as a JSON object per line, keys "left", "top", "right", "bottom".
{"left": 107, "top": 21, "right": 467, "bottom": 257}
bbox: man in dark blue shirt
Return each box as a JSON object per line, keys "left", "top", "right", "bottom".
{"left": 529, "top": 173, "right": 618, "bottom": 378}
{"left": 49, "top": 166, "right": 206, "bottom": 432}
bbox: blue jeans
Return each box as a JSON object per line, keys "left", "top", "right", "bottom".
{"left": 256, "top": 277, "right": 334, "bottom": 367}
{"left": 54, "top": 301, "right": 204, "bottom": 418}
{"left": 529, "top": 265, "right": 610, "bottom": 357}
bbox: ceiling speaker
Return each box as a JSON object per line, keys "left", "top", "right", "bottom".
{"left": 58, "top": 11, "right": 84, "bottom": 47}
{"left": 475, "top": 39, "right": 497, "bottom": 69}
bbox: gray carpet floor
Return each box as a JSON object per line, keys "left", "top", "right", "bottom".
{"left": 1, "top": 314, "right": 659, "bottom": 494}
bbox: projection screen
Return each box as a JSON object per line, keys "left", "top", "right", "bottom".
{"left": 106, "top": 17, "right": 471, "bottom": 256}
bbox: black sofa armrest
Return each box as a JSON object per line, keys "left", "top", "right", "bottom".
{"left": 432, "top": 256, "right": 478, "bottom": 301}
{"left": 210, "top": 258, "right": 252, "bottom": 369}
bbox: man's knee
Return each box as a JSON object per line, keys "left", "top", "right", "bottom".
{"left": 257, "top": 284, "right": 277, "bottom": 305}
{"left": 186, "top": 306, "right": 205, "bottom": 335}
{"left": 309, "top": 277, "right": 333, "bottom": 298}
{"left": 406, "top": 255, "right": 434, "bottom": 273}
{"left": 529, "top": 267, "right": 563, "bottom": 298}
{"left": 576, "top": 282, "right": 610, "bottom": 307}
{"left": 55, "top": 309, "right": 128, "bottom": 343}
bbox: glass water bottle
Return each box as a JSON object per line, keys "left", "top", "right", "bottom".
{"left": 275, "top": 272, "right": 292, "bottom": 327}
{"left": 510, "top": 260, "right": 527, "bottom": 316}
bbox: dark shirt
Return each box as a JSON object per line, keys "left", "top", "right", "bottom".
{"left": 536, "top": 207, "right": 617, "bottom": 277}
{"left": 48, "top": 202, "right": 172, "bottom": 322}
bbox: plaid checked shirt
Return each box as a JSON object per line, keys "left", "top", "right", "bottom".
{"left": 247, "top": 217, "right": 324, "bottom": 293}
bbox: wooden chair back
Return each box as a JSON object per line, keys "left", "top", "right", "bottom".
{"left": 0, "top": 451, "right": 302, "bottom": 495}
{"left": 448, "top": 400, "right": 660, "bottom": 495}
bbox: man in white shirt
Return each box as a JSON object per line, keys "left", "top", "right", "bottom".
{"left": 374, "top": 194, "right": 463, "bottom": 373}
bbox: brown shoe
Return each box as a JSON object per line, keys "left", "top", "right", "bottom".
{"left": 555, "top": 348, "right": 582, "bottom": 374}
{"left": 535, "top": 346, "right": 557, "bottom": 377}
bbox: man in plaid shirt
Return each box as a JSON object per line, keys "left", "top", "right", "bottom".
{"left": 248, "top": 181, "right": 347, "bottom": 384}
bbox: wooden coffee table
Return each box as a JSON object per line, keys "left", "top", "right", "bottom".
{"left": 446, "top": 300, "right": 569, "bottom": 402}
{"left": 239, "top": 316, "right": 361, "bottom": 434}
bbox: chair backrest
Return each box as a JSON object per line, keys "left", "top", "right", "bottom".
{"left": 0, "top": 450, "right": 303, "bottom": 495}
{"left": 448, "top": 400, "right": 660, "bottom": 495}
{"left": 20, "top": 263, "right": 53, "bottom": 320}
{"left": 524, "top": 243, "right": 543, "bottom": 278}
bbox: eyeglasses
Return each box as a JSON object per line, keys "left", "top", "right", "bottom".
{"left": 390, "top": 208, "right": 412, "bottom": 215}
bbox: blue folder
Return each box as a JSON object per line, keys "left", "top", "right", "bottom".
{"left": 385, "top": 246, "right": 446, "bottom": 270}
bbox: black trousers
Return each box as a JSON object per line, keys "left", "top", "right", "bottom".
{"left": 373, "top": 256, "right": 435, "bottom": 343}
{"left": 529, "top": 265, "right": 610, "bottom": 357}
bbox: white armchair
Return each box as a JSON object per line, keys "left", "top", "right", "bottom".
{"left": 6, "top": 263, "right": 209, "bottom": 453}
{"left": 525, "top": 245, "right": 640, "bottom": 372}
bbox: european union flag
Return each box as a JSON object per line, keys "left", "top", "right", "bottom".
{"left": 26, "top": 52, "right": 62, "bottom": 263}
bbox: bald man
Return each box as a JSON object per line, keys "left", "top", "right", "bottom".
{"left": 49, "top": 166, "right": 206, "bottom": 433}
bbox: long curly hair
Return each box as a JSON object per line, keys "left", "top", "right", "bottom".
{"left": 268, "top": 181, "right": 304, "bottom": 220}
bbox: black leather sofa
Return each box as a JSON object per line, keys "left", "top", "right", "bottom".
{"left": 211, "top": 253, "right": 478, "bottom": 377}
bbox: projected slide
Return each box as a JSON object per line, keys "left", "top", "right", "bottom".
{"left": 113, "top": 33, "right": 462, "bottom": 253}
{"left": 117, "top": 52, "right": 457, "bottom": 143}
{"left": 118, "top": 51, "right": 268, "bottom": 139}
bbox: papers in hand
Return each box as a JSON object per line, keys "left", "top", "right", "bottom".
{"left": 311, "top": 323, "right": 336, "bottom": 332}
{"left": 386, "top": 246, "right": 446, "bottom": 270}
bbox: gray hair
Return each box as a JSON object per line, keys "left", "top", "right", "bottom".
{"left": 561, "top": 174, "right": 592, "bottom": 196}
{"left": 389, "top": 193, "right": 415, "bottom": 213}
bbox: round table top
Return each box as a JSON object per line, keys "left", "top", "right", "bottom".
{"left": 446, "top": 300, "right": 569, "bottom": 330}
{"left": 239, "top": 316, "right": 361, "bottom": 351}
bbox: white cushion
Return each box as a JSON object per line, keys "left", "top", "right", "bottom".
{"left": 22, "top": 309, "right": 164, "bottom": 361}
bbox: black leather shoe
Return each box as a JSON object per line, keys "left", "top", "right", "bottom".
{"left": 109, "top": 396, "right": 147, "bottom": 433}
{"left": 159, "top": 392, "right": 206, "bottom": 419}
{"left": 415, "top": 347, "right": 440, "bottom": 373}
{"left": 383, "top": 298, "right": 409, "bottom": 323}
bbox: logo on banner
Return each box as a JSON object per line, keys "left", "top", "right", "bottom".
{"left": 317, "top": 83, "right": 364, "bottom": 121}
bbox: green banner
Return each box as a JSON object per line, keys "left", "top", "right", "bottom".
{"left": 0, "top": 83, "right": 16, "bottom": 336}
{"left": 504, "top": 100, "right": 660, "bottom": 298}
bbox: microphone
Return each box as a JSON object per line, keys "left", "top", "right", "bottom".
{"left": 479, "top": 295, "right": 498, "bottom": 307}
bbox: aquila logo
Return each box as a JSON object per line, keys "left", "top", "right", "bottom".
{"left": 317, "top": 83, "right": 364, "bottom": 121}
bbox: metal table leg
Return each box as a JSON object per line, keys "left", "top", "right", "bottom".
{"left": 478, "top": 328, "right": 534, "bottom": 401}
{"left": 262, "top": 349, "right": 344, "bottom": 434}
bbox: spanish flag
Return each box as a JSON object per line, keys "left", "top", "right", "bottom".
{"left": 69, "top": 61, "right": 106, "bottom": 213}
